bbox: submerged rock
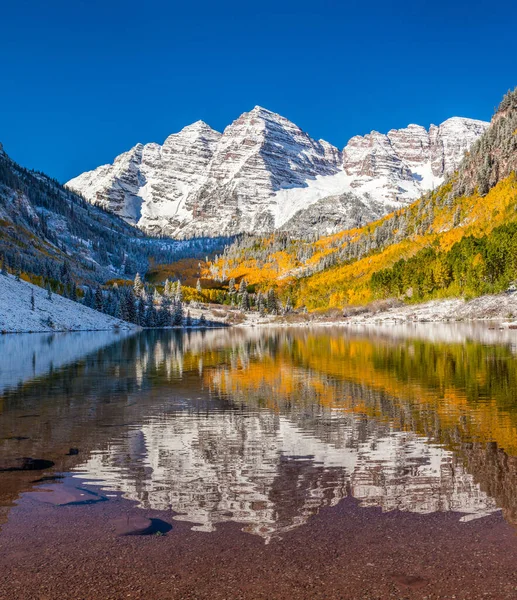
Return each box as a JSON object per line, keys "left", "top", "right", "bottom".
{"left": 113, "top": 516, "right": 172, "bottom": 536}
{"left": 0, "top": 458, "right": 55, "bottom": 472}
{"left": 32, "top": 475, "right": 65, "bottom": 484}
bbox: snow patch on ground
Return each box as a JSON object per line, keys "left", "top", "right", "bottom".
{"left": 0, "top": 274, "right": 137, "bottom": 333}
{"left": 342, "top": 293, "right": 517, "bottom": 325}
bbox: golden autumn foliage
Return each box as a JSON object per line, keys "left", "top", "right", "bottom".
{"left": 148, "top": 258, "right": 220, "bottom": 289}
{"left": 205, "top": 174, "right": 517, "bottom": 310}
{"left": 205, "top": 331, "right": 517, "bottom": 456}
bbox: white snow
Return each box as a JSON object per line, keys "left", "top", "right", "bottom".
{"left": 0, "top": 274, "right": 137, "bottom": 333}
{"left": 67, "top": 108, "right": 487, "bottom": 237}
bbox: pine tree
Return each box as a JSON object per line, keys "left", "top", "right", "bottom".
{"left": 186, "top": 310, "right": 192, "bottom": 327}
{"left": 164, "top": 279, "right": 174, "bottom": 298}
{"left": 228, "top": 277, "right": 236, "bottom": 294}
{"left": 125, "top": 288, "right": 137, "bottom": 323}
{"left": 238, "top": 278, "right": 247, "bottom": 294}
{"left": 196, "top": 279, "right": 202, "bottom": 294}
{"left": 175, "top": 280, "right": 183, "bottom": 303}
{"left": 240, "top": 290, "right": 250, "bottom": 311}
{"left": 137, "top": 299, "right": 145, "bottom": 326}
{"left": 133, "top": 273, "right": 144, "bottom": 297}
{"left": 199, "top": 313, "right": 207, "bottom": 328}
{"left": 30, "top": 290, "right": 35, "bottom": 311}
{"left": 160, "top": 294, "right": 172, "bottom": 327}
{"left": 84, "top": 286, "right": 94, "bottom": 309}
{"left": 46, "top": 284, "right": 52, "bottom": 302}
{"left": 266, "top": 288, "right": 277, "bottom": 314}
{"left": 257, "top": 292, "right": 266, "bottom": 316}
{"left": 94, "top": 286, "right": 104, "bottom": 312}
{"left": 145, "top": 293, "right": 156, "bottom": 327}
{"left": 172, "top": 299, "right": 184, "bottom": 326}
{"left": 0, "top": 253, "right": 6, "bottom": 275}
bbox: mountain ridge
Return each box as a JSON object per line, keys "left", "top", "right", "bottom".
{"left": 66, "top": 108, "right": 488, "bottom": 238}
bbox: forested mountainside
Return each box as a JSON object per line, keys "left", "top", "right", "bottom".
{"left": 0, "top": 145, "right": 232, "bottom": 289}
{"left": 66, "top": 107, "right": 486, "bottom": 238}
{"left": 203, "top": 88, "right": 517, "bottom": 311}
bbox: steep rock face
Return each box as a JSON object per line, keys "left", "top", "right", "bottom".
{"left": 67, "top": 122, "right": 221, "bottom": 229}
{"left": 137, "top": 122, "right": 222, "bottom": 233}
{"left": 281, "top": 193, "right": 387, "bottom": 238}
{"left": 181, "top": 107, "right": 343, "bottom": 235}
{"left": 341, "top": 117, "right": 489, "bottom": 204}
{"left": 67, "top": 108, "right": 488, "bottom": 238}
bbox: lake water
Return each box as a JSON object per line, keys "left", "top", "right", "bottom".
{"left": 1, "top": 326, "right": 517, "bottom": 598}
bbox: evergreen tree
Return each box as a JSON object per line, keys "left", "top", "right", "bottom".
{"left": 160, "top": 294, "right": 172, "bottom": 327}
{"left": 46, "top": 284, "right": 52, "bottom": 302}
{"left": 84, "top": 286, "right": 94, "bottom": 309}
{"left": 60, "top": 260, "right": 73, "bottom": 295}
{"left": 30, "top": 290, "right": 35, "bottom": 311}
{"left": 257, "top": 292, "right": 266, "bottom": 316}
{"left": 175, "top": 280, "right": 183, "bottom": 303}
{"left": 125, "top": 287, "right": 137, "bottom": 323}
{"left": 196, "top": 279, "right": 202, "bottom": 294}
{"left": 266, "top": 288, "right": 277, "bottom": 314}
{"left": 145, "top": 293, "right": 157, "bottom": 327}
{"left": 133, "top": 273, "right": 144, "bottom": 297}
{"left": 228, "top": 277, "right": 236, "bottom": 294}
{"left": 186, "top": 310, "right": 192, "bottom": 327}
{"left": 199, "top": 313, "right": 207, "bottom": 328}
{"left": 172, "top": 299, "right": 184, "bottom": 326}
{"left": 94, "top": 286, "right": 104, "bottom": 312}
{"left": 240, "top": 290, "right": 250, "bottom": 311}
{"left": 164, "top": 279, "right": 174, "bottom": 298}
{"left": 113, "top": 295, "right": 122, "bottom": 319}
{"left": 137, "top": 299, "right": 145, "bottom": 326}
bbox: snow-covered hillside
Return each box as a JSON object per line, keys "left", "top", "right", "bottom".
{"left": 67, "top": 108, "right": 488, "bottom": 237}
{"left": 0, "top": 274, "right": 136, "bottom": 333}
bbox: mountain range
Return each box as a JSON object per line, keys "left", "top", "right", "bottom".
{"left": 66, "top": 108, "right": 488, "bottom": 238}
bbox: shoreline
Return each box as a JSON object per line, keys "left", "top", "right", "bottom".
{"left": 4, "top": 289, "right": 517, "bottom": 334}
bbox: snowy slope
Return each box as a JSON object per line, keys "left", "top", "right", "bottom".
{"left": 67, "top": 109, "right": 488, "bottom": 238}
{"left": 0, "top": 274, "right": 137, "bottom": 333}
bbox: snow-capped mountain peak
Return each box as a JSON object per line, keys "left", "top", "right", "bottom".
{"left": 66, "top": 109, "right": 488, "bottom": 238}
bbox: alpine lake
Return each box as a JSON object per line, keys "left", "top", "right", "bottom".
{"left": 1, "top": 324, "right": 517, "bottom": 599}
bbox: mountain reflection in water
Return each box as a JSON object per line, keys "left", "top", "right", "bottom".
{"left": 2, "top": 325, "right": 517, "bottom": 540}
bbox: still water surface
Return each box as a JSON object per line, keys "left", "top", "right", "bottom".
{"left": 1, "top": 325, "right": 517, "bottom": 543}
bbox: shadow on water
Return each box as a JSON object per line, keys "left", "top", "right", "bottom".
{"left": 1, "top": 325, "right": 517, "bottom": 538}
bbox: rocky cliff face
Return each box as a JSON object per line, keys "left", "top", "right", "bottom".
{"left": 67, "top": 108, "right": 488, "bottom": 238}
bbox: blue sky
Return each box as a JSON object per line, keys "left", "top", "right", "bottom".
{"left": 1, "top": 0, "right": 516, "bottom": 182}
